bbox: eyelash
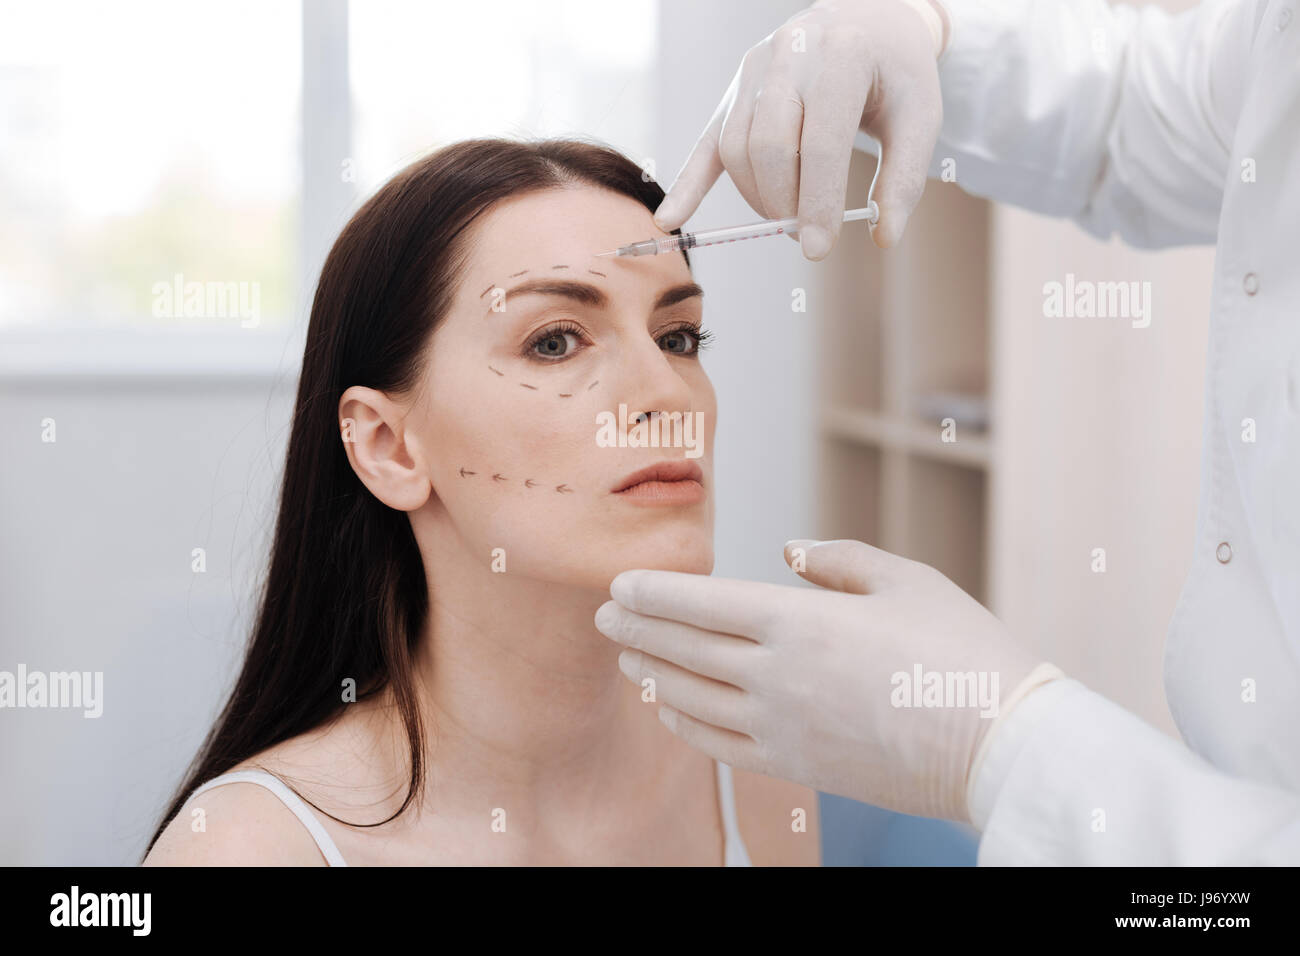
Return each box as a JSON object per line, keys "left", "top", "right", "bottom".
{"left": 522, "top": 320, "right": 714, "bottom": 362}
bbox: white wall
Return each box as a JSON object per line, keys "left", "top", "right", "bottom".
{"left": 656, "top": 0, "right": 822, "bottom": 586}
{"left": 0, "top": 373, "right": 295, "bottom": 863}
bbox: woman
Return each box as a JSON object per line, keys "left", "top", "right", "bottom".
{"left": 143, "top": 139, "right": 820, "bottom": 865}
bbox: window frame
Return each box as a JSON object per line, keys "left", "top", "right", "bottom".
{"left": 0, "top": 0, "right": 352, "bottom": 382}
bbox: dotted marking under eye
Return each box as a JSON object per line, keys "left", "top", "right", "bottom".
{"left": 479, "top": 284, "right": 495, "bottom": 298}
{"left": 551, "top": 264, "right": 570, "bottom": 270}
{"left": 508, "top": 270, "right": 529, "bottom": 278}
{"left": 588, "top": 269, "right": 607, "bottom": 278}
{"left": 492, "top": 473, "right": 507, "bottom": 482}
{"left": 488, "top": 365, "right": 595, "bottom": 399}
{"left": 525, "top": 479, "right": 538, "bottom": 488}
{"left": 459, "top": 468, "right": 477, "bottom": 477}
{"left": 556, "top": 484, "right": 573, "bottom": 494}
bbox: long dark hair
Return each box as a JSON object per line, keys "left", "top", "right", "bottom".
{"left": 145, "top": 138, "right": 685, "bottom": 855}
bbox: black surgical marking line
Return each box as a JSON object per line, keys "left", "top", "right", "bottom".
{"left": 558, "top": 392, "right": 572, "bottom": 398}
{"left": 487, "top": 365, "right": 504, "bottom": 376}
{"left": 520, "top": 383, "right": 538, "bottom": 390}
{"left": 461, "top": 469, "right": 571, "bottom": 491}
{"left": 479, "top": 284, "right": 495, "bottom": 298}
{"left": 586, "top": 380, "right": 599, "bottom": 391}
{"left": 508, "top": 270, "right": 529, "bottom": 278}
{"left": 587, "top": 269, "right": 606, "bottom": 278}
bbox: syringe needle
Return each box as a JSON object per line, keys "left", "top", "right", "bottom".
{"left": 595, "top": 204, "right": 878, "bottom": 259}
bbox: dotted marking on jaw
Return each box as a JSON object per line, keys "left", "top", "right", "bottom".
{"left": 459, "top": 469, "right": 575, "bottom": 493}
{"left": 488, "top": 365, "right": 505, "bottom": 376}
{"left": 520, "top": 383, "right": 538, "bottom": 390}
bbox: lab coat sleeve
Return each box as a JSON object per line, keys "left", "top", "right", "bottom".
{"left": 930, "top": 0, "right": 1265, "bottom": 247}
{"left": 969, "top": 678, "right": 1300, "bottom": 864}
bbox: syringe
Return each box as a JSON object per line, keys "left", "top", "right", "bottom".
{"left": 595, "top": 202, "right": 879, "bottom": 258}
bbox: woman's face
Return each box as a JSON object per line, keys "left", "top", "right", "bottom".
{"left": 411, "top": 184, "right": 717, "bottom": 591}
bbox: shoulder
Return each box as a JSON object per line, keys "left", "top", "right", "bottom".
{"left": 730, "top": 766, "right": 821, "bottom": 866}
{"left": 144, "top": 773, "right": 329, "bottom": 866}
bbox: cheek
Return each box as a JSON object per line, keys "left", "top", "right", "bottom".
{"left": 424, "top": 361, "right": 606, "bottom": 529}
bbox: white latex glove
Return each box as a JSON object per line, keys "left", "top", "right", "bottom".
{"left": 595, "top": 539, "right": 1064, "bottom": 822}
{"left": 653, "top": 0, "right": 949, "bottom": 256}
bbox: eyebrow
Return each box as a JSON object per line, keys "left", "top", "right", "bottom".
{"left": 493, "top": 279, "right": 704, "bottom": 312}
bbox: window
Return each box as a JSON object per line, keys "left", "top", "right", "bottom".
{"left": 1, "top": 0, "right": 654, "bottom": 375}
{"left": 0, "top": 0, "right": 300, "bottom": 334}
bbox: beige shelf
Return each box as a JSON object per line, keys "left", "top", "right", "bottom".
{"left": 822, "top": 406, "right": 991, "bottom": 468}
{"left": 816, "top": 148, "right": 993, "bottom": 603}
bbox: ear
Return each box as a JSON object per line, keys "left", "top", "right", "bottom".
{"left": 338, "top": 385, "right": 433, "bottom": 512}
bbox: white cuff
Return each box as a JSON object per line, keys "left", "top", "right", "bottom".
{"left": 967, "top": 671, "right": 1071, "bottom": 831}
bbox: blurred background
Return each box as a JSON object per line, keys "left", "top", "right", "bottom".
{"left": 0, "top": 0, "right": 1208, "bottom": 865}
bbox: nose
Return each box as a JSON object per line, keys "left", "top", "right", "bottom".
{"left": 616, "top": 331, "right": 697, "bottom": 426}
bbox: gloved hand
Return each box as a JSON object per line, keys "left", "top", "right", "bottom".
{"left": 595, "top": 539, "right": 1064, "bottom": 822}
{"left": 653, "top": 0, "right": 949, "bottom": 256}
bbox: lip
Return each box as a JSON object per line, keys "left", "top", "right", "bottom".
{"left": 611, "top": 460, "right": 705, "bottom": 502}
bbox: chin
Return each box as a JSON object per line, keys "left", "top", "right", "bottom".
{"left": 607, "top": 528, "right": 715, "bottom": 579}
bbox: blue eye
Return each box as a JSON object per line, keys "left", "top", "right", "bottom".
{"left": 658, "top": 325, "right": 712, "bottom": 355}
{"left": 525, "top": 321, "right": 587, "bottom": 361}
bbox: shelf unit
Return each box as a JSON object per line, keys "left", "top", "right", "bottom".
{"left": 816, "top": 150, "right": 992, "bottom": 603}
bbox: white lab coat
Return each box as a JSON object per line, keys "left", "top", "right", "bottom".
{"left": 933, "top": 0, "right": 1300, "bottom": 863}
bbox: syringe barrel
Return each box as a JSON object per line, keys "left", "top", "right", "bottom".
{"left": 620, "top": 239, "right": 664, "bottom": 256}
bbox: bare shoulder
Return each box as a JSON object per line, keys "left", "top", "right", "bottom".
{"left": 143, "top": 777, "right": 328, "bottom": 866}
{"left": 731, "top": 766, "right": 821, "bottom": 866}
{"left": 144, "top": 704, "right": 387, "bottom": 866}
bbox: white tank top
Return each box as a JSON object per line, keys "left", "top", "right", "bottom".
{"left": 188, "top": 759, "right": 753, "bottom": 866}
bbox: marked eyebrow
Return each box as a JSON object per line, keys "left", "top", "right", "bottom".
{"left": 492, "top": 279, "right": 704, "bottom": 312}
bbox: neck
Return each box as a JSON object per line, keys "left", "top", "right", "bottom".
{"left": 397, "top": 521, "right": 669, "bottom": 818}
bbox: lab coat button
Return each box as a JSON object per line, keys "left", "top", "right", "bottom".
{"left": 1243, "top": 272, "right": 1260, "bottom": 295}
{"left": 1216, "top": 542, "right": 1233, "bottom": 563}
